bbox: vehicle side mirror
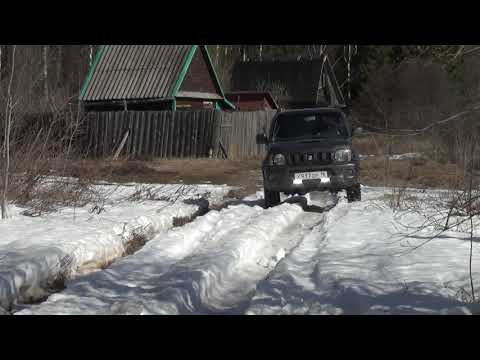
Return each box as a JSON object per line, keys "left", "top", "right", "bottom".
{"left": 256, "top": 133, "right": 268, "bottom": 145}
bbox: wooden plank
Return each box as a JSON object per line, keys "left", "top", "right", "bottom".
{"left": 193, "top": 111, "right": 199, "bottom": 158}
{"left": 97, "top": 113, "right": 102, "bottom": 157}
{"left": 169, "top": 111, "right": 175, "bottom": 159}
{"left": 145, "top": 112, "right": 152, "bottom": 157}
{"left": 206, "top": 112, "right": 214, "bottom": 158}
{"left": 160, "top": 112, "right": 166, "bottom": 159}
{"left": 184, "top": 111, "right": 191, "bottom": 158}
{"left": 158, "top": 112, "right": 164, "bottom": 158}
{"left": 132, "top": 112, "right": 139, "bottom": 157}
{"left": 112, "top": 112, "right": 118, "bottom": 152}
{"left": 96, "top": 113, "right": 101, "bottom": 158}
{"left": 152, "top": 112, "right": 158, "bottom": 157}
{"left": 180, "top": 112, "right": 186, "bottom": 158}
{"left": 168, "top": 111, "right": 175, "bottom": 158}
{"left": 108, "top": 112, "right": 114, "bottom": 156}
{"left": 187, "top": 113, "right": 191, "bottom": 158}
{"left": 138, "top": 112, "right": 145, "bottom": 157}
{"left": 126, "top": 112, "right": 134, "bottom": 156}
{"left": 165, "top": 112, "right": 171, "bottom": 159}
{"left": 175, "top": 112, "right": 181, "bottom": 158}
{"left": 199, "top": 112, "right": 205, "bottom": 157}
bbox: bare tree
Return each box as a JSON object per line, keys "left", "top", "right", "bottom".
{"left": 43, "top": 45, "right": 49, "bottom": 99}
{"left": 89, "top": 45, "right": 94, "bottom": 67}
{"left": 1, "top": 45, "right": 16, "bottom": 219}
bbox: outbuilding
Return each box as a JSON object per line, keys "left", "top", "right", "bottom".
{"left": 225, "top": 91, "right": 279, "bottom": 111}
{"left": 80, "top": 45, "right": 235, "bottom": 112}
{"left": 230, "top": 56, "right": 345, "bottom": 110}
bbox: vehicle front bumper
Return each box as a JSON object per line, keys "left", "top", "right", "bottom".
{"left": 262, "top": 163, "right": 359, "bottom": 195}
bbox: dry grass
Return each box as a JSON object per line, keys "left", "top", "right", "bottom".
{"left": 354, "top": 133, "right": 479, "bottom": 189}
{"left": 353, "top": 133, "right": 433, "bottom": 157}
{"left": 359, "top": 156, "right": 466, "bottom": 189}
{"left": 123, "top": 231, "right": 149, "bottom": 257}
{"left": 61, "top": 158, "right": 264, "bottom": 198}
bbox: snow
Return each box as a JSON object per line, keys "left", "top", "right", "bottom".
{"left": 360, "top": 153, "right": 424, "bottom": 161}
{"left": 5, "top": 183, "right": 480, "bottom": 315}
{"left": 0, "top": 182, "right": 232, "bottom": 312}
{"left": 16, "top": 202, "right": 306, "bottom": 315}
{"left": 247, "top": 187, "right": 480, "bottom": 315}
{"left": 389, "top": 152, "right": 424, "bottom": 161}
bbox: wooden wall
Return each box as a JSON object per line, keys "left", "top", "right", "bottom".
{"left": 81, "top": 110, "right": 279, "bottom": 160}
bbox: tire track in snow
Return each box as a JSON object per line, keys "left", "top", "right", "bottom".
{"left": 18, "top": 205, "right": 278, "bottom": 315}
{"left": 15, "top": 204, "right": 263, "bottom": 315}
{"left": 17, "top": 196, "right": 334, "bottom": 315}
{"left": 245, "top": 200, "right": 349, "bottom": 315}
{"left": 138, "top": 203, "right": 308, "bottom": 315}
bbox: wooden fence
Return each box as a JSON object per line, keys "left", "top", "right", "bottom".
{"left": 81, "top": 110, "right": 279, "bottom": 160}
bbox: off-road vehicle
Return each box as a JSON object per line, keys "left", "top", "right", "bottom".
{"left": 257, "top": 107, "right": 361, "bottom": 208}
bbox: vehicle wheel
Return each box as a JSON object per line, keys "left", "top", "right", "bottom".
{"left": 264, "top": 189, "right": 281, "bottom": 208}
{"left": 346, "top": 184, "right": 362, "bottom": 203}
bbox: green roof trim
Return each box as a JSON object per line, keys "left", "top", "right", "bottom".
{"left": 172, "top": 45, "right": 235, "bottom": 111}
{"left": 171, "top": 45, "right": 198, "bottom": 98}
{"left": 222, "top": 98, "right": 236, "bottom": 110}
{"left": 202, "top": 45, "right": 235, "bottom": 110}
{"left": 79, "top": 45, "right": 107, "bottom": 100}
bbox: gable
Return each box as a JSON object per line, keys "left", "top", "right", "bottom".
{"left": 179, "top": 48, "right": 222, "bottom": 96}
{"left": 231, "top": 59, "right": 322, "bottom": 105}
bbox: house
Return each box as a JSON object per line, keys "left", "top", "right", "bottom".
{"left": 230, "top": 55, "right": 346, "bottom": 110}
{"left": 225, "top": 91, "right": 279, "bottom": 111}
{"left": 79, "top": 45, "right": 235, "bottom": 112}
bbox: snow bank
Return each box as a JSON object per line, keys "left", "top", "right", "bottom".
{"left": 0, "top": 183, "right": 231, "bottom": 312}
{"left": 17, "top": 202, "right": 305, "bottom": 315}
{"left": 247, "top": 187, "right": 480, "bottom": 315}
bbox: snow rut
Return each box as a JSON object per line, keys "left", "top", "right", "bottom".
{"left": 246, "top": 202, "right": 344, "bottom": 315}
{"left": 16, "top": 202, "right": 308, "bottom": 315}
{"left": 139, "top": 202, "right": 305, "bottom": 314}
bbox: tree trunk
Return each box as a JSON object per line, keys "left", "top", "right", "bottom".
{"left": 1, "top": 45, "right": 16, "bottom": 220}
{"left": 43, "top": 45, "right": 49, "bottom": 99}
{"left": 56, "top": 45, "right": 63, "bottom": 89}
{"left": 89, "top": 45, "right": 94, "bottom": 67}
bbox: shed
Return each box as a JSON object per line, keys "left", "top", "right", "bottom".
{"left": 80, "top": 45, "right": 235, "bottom": 112}
{"left": 225, "top": 91, "right": 279, "bottom": 111}
{"left": 230, "top": 55, "right": 345, "bottom": 110}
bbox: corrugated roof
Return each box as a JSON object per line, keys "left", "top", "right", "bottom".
{"left": 230, "top": 56, "right": 346, "bottom": 108}
{"left": 80, "top": 45, "right": 192, "bottom": 101}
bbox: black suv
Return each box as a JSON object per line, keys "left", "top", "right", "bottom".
{"left": 257, "top": 108, "right": 361, "bottom": 208}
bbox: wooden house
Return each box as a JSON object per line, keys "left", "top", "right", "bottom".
{"left": 225, "top": 91, "right": 279, "bottom": 111}
{"left": 230, "top": 55, "right": 345, "bottom": 110}
{"left": 80, "top": 45, "right": 235, "bottom": 112}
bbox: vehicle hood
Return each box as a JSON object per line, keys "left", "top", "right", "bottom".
{"left": 268, "top": 138, "right": 351, "bottom": 154}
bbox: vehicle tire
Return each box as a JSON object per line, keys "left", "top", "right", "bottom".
{"left": 346, "top": 184, "right": 362, "bottom": 203}
{"left": 264, "top": 189, "right": 281, "bottom": 208}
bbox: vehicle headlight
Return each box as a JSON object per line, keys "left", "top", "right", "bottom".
{"left": 334, "top": 149, "right": 352, "bottom": 163}
{"left": 271, "top": 154, "right": 286, "bottom": 166}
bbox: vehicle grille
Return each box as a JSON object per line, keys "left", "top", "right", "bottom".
{"left": 286, "top": 152, "right": 334, "bottom": 166}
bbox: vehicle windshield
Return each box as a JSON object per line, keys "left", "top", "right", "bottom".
{"left": 272, "top": 111, "right": 349, "bottom": 142}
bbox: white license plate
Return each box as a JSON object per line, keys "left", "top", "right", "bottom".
{"left": 294, "top": 171, "right": 329, "bottom": 181}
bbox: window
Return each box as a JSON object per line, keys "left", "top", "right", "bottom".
{"left": 272, "top": 111, "right": 349, "bottom": 141}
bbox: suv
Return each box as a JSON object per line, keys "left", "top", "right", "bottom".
{"left": 256, "top": 108, "right": 361, "bottom": 208}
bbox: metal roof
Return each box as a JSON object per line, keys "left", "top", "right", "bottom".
{"left": 80, "top": 45, "right": 192, "bottom": 102}
{"left": 231, "top": 56, "right": 346, "bottom": 109}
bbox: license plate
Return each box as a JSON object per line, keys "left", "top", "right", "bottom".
{"left": 294, "top": 171, "right": 329, "bottom": 181}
